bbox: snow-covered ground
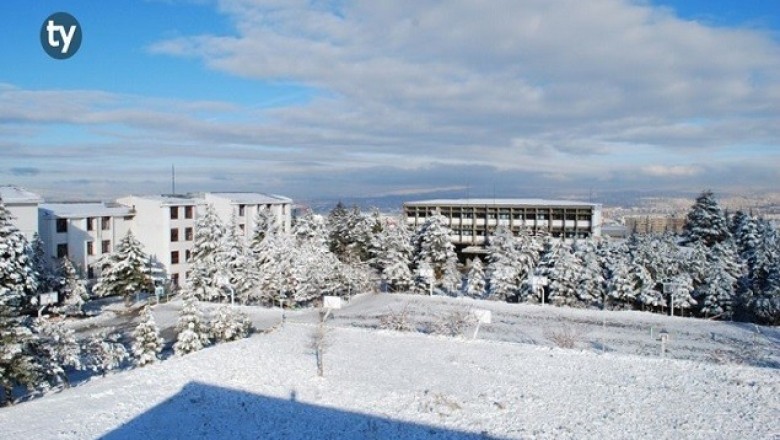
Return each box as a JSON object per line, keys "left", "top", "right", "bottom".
{"left": 2, "top": 293, "right": 779, "bottom": 439}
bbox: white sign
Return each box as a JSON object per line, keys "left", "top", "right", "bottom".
{"left": 155, "top": 286, "right": 164, "bottom": 297}
{"left": 473, "top": 309, "right": 492, "bottom": 324}
{"left": 323, "top": 296, "right": 342, "bottom": 310}
{"left": 39, "top": 291, "right": 58, "bottom": 306}
{"left": 530, "top": 276, "right": 548, "bottom": 287}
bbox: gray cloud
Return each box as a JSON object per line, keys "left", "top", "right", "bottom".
{"left": 9, "top": 167, "right": 40, "bottom": 176}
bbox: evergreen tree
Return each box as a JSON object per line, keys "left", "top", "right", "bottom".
{"left": 54, "top": 258, "right": 86, "bottom": 317}
{"left": 28, "top": 317, "right": 82, "bottom": 389}
{"left": 327, "top": 201, "right": 351, "bottom": 259}
{"left": 174, "top": 292, "right": 211, "bottom": 355}
{"left": 0, "top": 198, "right": 40, "bottom": 405}
{"left": 411, "top": 212, "right": 458, "bottom": 291}
{"left": 574, "top": 239, "right": 606, "bottom": 306}
{"left": 30, "top": 234, "right": 56, "bottom": 294}
{"left": 92, "top": 231, "right": 152, "bottom": 305}
{"left": 681, "top": 191, "right": 731, "bottom": 247}
{"left": 414, "top": 260, "right": 435, "bottom": 294}
{"left": 217, "top": 215, "right": 256, "bottom": 303}
{"left": 667, "top": 272, "right": 697, "bottom": 315}
{"left": 80, "top": 331, "right": 128, "bottom": 376}
{"left": 250, "top": 206, "right": 278, "bottom": 251}
{"left": 132, "top": 306, "right": 163, "bottom": 366}
{"left": 210, "top": 306, "right": 252, "bottom": 343}
{"left": 186, "top": 204, "right": 225, "bottom": 301}
{"left": 372, "top": 222, "right": 414, "bottom": 292}
{"left": 545, "top": 243, "right": 583, "bottom": 307}
{"left": 465, "top": 258, "right": 487, "bottom": 298}
{"left": 695, "top": 262, "right": 736, "bottom": 319}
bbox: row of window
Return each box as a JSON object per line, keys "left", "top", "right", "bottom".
{"left": 56, "top": 216, "right": 113, "bottom": 234}
{"left": 56, "top": 239, "right": 112, "bottom": 259}
{"left": 170, "top": 227, "right": 194, "bottom": 242}
{"left": 169, "top": 205, "right": 195, "bottom": 220}
{"left": 170, "top": 250, "right": 192, "bottom": 265}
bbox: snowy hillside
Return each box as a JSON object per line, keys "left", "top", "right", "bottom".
{"left": 1, "top": 295, "right": 779, "bottom": 439}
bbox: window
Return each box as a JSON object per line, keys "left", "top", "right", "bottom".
{"left": 185, "top": 250, "right": 191, "bottom": 262}
{"left": 171, "top": 273, "right": 180, "bottom": 286}
{"left": 87, "top": 217, "right": 95, "bottom": 231}
{"left": 170, "top": 228, "right": 179, "bottom": 242}
{"left": 171, "top": 251, "right": 180, "bottom": 265}
{"left": 102, "top": 240, "right": 110, "bottom": 254}
{"left": 239, "top": 224, "right": 245, "bottom": 233}
{"left": 170, "top": 206, "right": 179, "bottom": 219}
{"left": 185, "top": 227, "right": 193, "bottom": 241}
{"left": 184, "top": 206, "right": 193, "bottom": 219}
{"left": 56, "top": 243, "right": 68, "bottom": 258}
{"left": 56, "top": 218, "right": 67, "bottom": 233}
{"left": 86, "top": 241, "right": 94, "bottom": 256}
{"left": 101, "top": 217, "right": 110, "bottom": 230}
{"left": 238, "top": 204, "right": 246, "bottom": 216}
{"left": 87, "top": 267, "right": 95, "bottom": 279}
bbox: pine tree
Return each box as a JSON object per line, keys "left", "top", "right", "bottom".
{"left": 80, "top": 331, "right": 128, "bottom": 376}
{"left": 28, "top": 317, "right": 82, "bottom": 389}
{"left": 681, "top": 190, "right": 731, "bottom": 247}
{"left": 696, "top": 262, "right": 736, "bottom": 319}
{"left": 173, "top": 293, "right": 211, "bottom": 355}
{"left": 373, "top": 222, "right": 414, "bottom": 292}
{"left": 251, "top": 206, "right": 278, "bottom": 250}
{"left": 667, "top": 273, "right": 697, "bottom": 315}
{"left": 327, "top": 201, "right": 351, "bottom": 259}
{"left": 92, "top": 231, "right": 152, "bottom": 305}
{"left": 186, "top": 204, "right": 225, "bottom": 301}
{"left": 414, "top": 260, "right": 435, "bottom": 294}
{"left": 210, "top": 306, "right": 252, "bottom": 343}
{"left": 465, "top": 258, "right": 487, "bottom": 298}
{"left": 54, "top": 258, "right": 86, "bottom": 317}
{"left": 217, "top": 215, "right": 255, "bottom": 304}
{"left": 30, "top": 234, "right": 56, "bottom": 294}
{"left": 574, "top": 239, "right": 605, "bottom": 306}
{"left": 545, "top": 243, "right": 583, "bottom": 307}
{"left": 0, "top": 198, "right": 40, "bottom": 405}
{"left": 411, "top": 212, "right": 458, "bottom": 289}
{"left": 132, "top": 306, "right": 163, "bottom": 366}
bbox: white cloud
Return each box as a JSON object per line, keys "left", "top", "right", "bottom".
{"left": 641, "top": 165, "right": 703, "bottom": 177}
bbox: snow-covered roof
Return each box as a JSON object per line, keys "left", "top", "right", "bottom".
{"left": 0, "top": 185, "right": 43, "bottom": 204}
{"left": 207, "top": 192, "right": 293, "bottom": 205}
{"left": 124, "top": 195, "right": 203, "bottom": 206}
{"left": 40, "top": 202, "right": 134, "bottom": 218}
{"left": 404, "top": 198, "right": 601, "bottom": 208}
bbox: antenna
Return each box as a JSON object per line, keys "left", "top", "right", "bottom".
{"left": 171, "top": 164, "right": 176, "bottom": 195}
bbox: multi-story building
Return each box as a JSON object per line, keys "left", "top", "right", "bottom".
{"left": 1, "top": 185, "right": 43, "bottom": 240}
{"left": 116, "top": 195, "right": 204, "bottom": 288}
{"left": 404, "top": 199, "right": 602, "bottom": 253}
{"left": 203, "top": 192, "right": 293, "bottom": 240}
{"left": 38, "top": 202, "right": 135, "bottom": 279}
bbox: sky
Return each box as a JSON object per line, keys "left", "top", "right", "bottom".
{"left": 1, "top": 0, "right": 779, "bottom": 203}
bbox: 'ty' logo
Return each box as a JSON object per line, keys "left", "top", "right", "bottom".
{"left": 40, "top": 12, "right": 82, "bottom": 59}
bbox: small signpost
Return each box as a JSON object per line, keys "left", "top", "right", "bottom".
{"left": 658, "top": 329, "right": 670, "bottom": 358}
{"left": 472, "top": 309, "right": 492, "bottom": 339}
{"left": 322, "top": 295, "right": 342, "bottom": 321}
{"left": 38, "top": 291, "right": 58, "bottom": 317}
{"left": 663, "top": 282, "right": 681, "bottom": 317}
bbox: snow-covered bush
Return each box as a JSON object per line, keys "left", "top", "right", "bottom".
{"left": 210, "top": 306, "right": 252, "bottom": 343}
{"left": 80, "top": 331, "right": 128, "bottom": 376}
{"left": 132, "top": 306, "right": 163, "bottom": 366}
{"left": 173, "top": 293, "right": 211, "bottom": 356}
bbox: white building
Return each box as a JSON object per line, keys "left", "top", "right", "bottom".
{"left": 116, "top": 195, "right": 204, "bottom": 288}
{"left": 404, "top": 199, "right": 602, "bottom": 253}
{"left": 203, "top": 192, "right": 293, "bottom": 239}
{"left": 38, "top": 202, "right": 135, "bottom": 279}
{"left": 0, "top": 185, "right": 43, "bottom": 240}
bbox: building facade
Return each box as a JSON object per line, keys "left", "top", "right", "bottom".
{"left": 1, "top": 185, "right": 43, "bottom": 240}
{"left": 203, "top": 192, "right": 293, "bottom": 239}
{"left": 404, "top": 199, "right": 602, "bottom": 252}
{"left": 624, "top": 215, "right": 686, "bottom": 235}
{"left": 38, "top": 203, "right": 135, "bottom": 279}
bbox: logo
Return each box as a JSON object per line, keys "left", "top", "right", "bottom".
{"left": 40, "top": 12, "right": 82, "bottom": 59}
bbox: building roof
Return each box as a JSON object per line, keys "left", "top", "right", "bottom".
{"left": 121, "top": 195, "right": 203, "bottom": 206}
{"left": 206, "top": 192, "right": 293, "bottom": 204}
{"left": 40, "top": 202, "right": 134, "bottom": 218}
{"left": 0, "top": 185, "right": 44, "bottom": 204}
{"left": 404, "top": 198, "right": 601, "bottom": 208}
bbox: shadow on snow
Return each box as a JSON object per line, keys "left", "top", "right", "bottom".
{"left": 100, "top": 381, "right": 502, "bottom": 440}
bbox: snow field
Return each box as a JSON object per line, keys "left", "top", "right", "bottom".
{"left": 0, "top": 318, "right": 778, "bottom": 439}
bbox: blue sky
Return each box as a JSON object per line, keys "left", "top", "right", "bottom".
{"left": 1, "top": 0, "right": 779, "bottom": 202}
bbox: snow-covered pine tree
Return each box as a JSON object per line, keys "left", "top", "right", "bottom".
{"left": 186, "top": 204, "right": 225, "bottom": 301}
{"left": 293, "top": 211, "right": 329, "bottom": 248}
{"left": 28, "top": 317, "right": 82, "bottom": 389}
{"left": 54, "top": 258, "right": 86, "bottom": 317}
{"left": 667, "top": 272, "right": 696, "bottom": 315}
{"left": 92, "top": 231, "right": 152, "bottom": 305}
{"left": 0, "top": 198, "right": 41, "bottom": 405}
{"left": 80, "top": 331, "right": 128, "bottom": 376}
{"left": 173, "top": 292, "right": 211, "bottom": 355}
{"left": 217, "top": 215, "right": 255, "bottom": 304}
{"left": 745, "top": 219, "right": 778, "bottom": 294}
{"left": 371, "top": 220, "right": 414, "bottom": 292}
{"left": 30, "top": 234, "right": 56, "bottom": 294}
{"left": 681, "top": 190, "right": 731, "bottom": 247}
{"left": 748, "top": 259, "right": 780, "bottom": 325}
{"left": 695, "top": 261, "right": 736, "bottom": 319}
{"left": 132, "top": 306, "right": 163, "bottom": 366}
{"left": 250, "top": 206, "right": 278, "bottom": 251}
{"left": 573, "top": 239, "right": 606, "bottom": 306}
{"left": 545, "top": 243, "right": 583, "bottom": 307}
{"left": 414, "top": 260, "right": 435, "bottom": 294}
{"left": 210, "top": 305, "right": 252, "bottom": 343}
{"left": 411, "top": 212, "right": 458, "bottom": 290}
{"left": 465, "top": 258, "right": 487, "bottom": 298}
{"left": 327, "top": 201, "right": 351, "bottom": 259}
